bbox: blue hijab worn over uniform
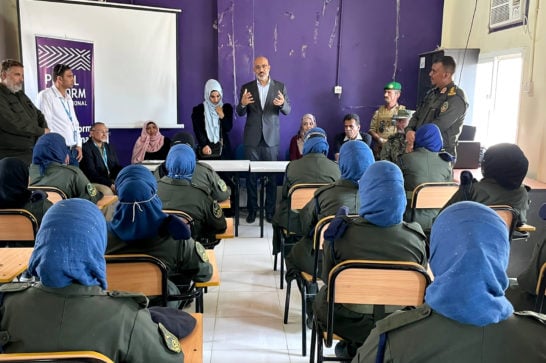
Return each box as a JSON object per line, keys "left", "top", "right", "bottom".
{"left": 302, "top": 127, "right": 329, "bottom": 155}
{"left": 358, "top": 160, "right": 406, "bottom": 227}
{"left": 32, "top": 133, "right": 69, "bottom": 176}
{"left": 427, "top": 201, "right": 514, "bottom": 326}
{"left": 28, "top": 199, "right": 108, "bottom": 289}
{"left": 0, "top": 157, "right": 32, "bottom": 208}
{"left": 482, "top": 143, "right": 528, "bottom": 190}
{"left": 414, "top": 124, "right": 443, "bottom": 152}
{"left": 338, "top": 140, "right": 374, "bottom": 184}
{"left": 166, "top": 144, "right": 196, "bottom": 181}
{"left": 110, "top": 165, "right": 190, "bottom": 241}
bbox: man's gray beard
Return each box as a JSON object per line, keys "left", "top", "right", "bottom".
{"left": 6, "top": 83, "right": 23, "bottom": 93}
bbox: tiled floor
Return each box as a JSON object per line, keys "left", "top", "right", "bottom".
{"left": 188, "top": 217, "right": 336, "bottom": 363}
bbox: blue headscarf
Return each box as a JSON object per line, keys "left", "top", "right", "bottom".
{"left": 109, "top": 165, "right": 168, "bottom": 241}
{"left": 426, "top": 201, "right": 513, "bottom": 326}
{"left": 28, "top": 199, "right": 107, "bottom": 289}
{"left": 358, "top": 161, "right": 406, "bottom": 227}
{"left": 338, "top": 141, "right": 374, "bottom": 184}
{"left": 203, "top": 79, "right": 223, "bottom": 143}
{"left": 415, "top": 124, "right": 443, "bottom": 152}
{"left": 166, "top": 144, "right": 196, "bottom": 181}
{"left": 302, "top": 127, "right": 329, "bottom": 155}
{"left": 32, "top": 133, "right": 69, "bottom": 176}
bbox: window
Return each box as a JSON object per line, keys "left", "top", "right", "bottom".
{"left": 472, "top": 51, "right": 523, "bottom": 147}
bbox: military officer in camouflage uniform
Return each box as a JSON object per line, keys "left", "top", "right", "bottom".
{"left": 354, "top": 202, "right": 546, "bottom": 363}
{"left": 368, "top": 81, "right": 406, "bottom": 158}
{"left": 379, "top": 109, "right": 412, "bottom": 162}
{"left": 107, "top": 165, "right": 212, "bottom": 294}
{"left": 313, "top": 161, "right": 427, "bottom": 358}
{"left": 154, "top": 132, "right": 231, "bottom": 203}
{"left": 158, "top": 144, "right": 227, "bottom": 248}
{"left": 406, "top": 55, "right": 468, "bottom": 157}
{"left": 29, "top": 133, "right": 102, "bottom": 204}
{"left": 0, "top": 199, "right": 184, "bottom": 362}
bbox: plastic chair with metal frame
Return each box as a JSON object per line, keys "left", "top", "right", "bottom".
{"left": 0, "top": 209, "right": 38, "bottom": 247}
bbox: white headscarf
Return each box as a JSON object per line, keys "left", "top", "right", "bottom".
{"left": 203, "top": 79, "right": 223, "bottom": 143}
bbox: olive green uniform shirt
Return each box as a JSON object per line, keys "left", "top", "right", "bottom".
{"left": 29, "top": 162, "right": 102, "bottom": 204}
{"left": 157, "top": 177, "right": 227, "bottom": 245}
{"left": 0, "top": 283, "right": 183, "bottom": 362}
{"left": 354, "top": 304, "right": 546, "bottom": 363}
{"left": 369, "top": 104, "right": 405, "bottom": 140}
{"left": 407, "top": 82, "right": 467, "bottom": 156}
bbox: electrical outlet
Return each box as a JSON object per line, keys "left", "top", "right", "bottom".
{"left": 334, "top": 85, "right": 342, "bottom": 95}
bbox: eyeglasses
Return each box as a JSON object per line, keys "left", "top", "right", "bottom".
{"left": 91, "top": 129, "right": 110, "bottom": 135}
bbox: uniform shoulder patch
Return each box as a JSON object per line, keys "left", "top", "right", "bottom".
{"left": 158, "top": 322, "right": 182, "bottom": 353}
{"left": 195, "top": 242, "right": 209, "bottom": 262}
{"left": 86, "top": 183, "right": 98, "bottom": 197}
{"left": 218, "top": 178, "right": 228, "bottom": 192}
{"left": 440, "top": 101, "right": 449, "bottom": 113}
{"left": 447, "top": 86, "right": 456, "bottom": 96}
{"left": 375, "top": 305, "right": 432, "bottom": 335}
{"left": 514, "top": 310, "right": 546, "bottom": 325}
{"left": 212, "top": 201, "right": 223, "bottom": 218}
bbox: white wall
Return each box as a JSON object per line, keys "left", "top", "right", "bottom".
{"left": 443, "top": 0, "right": 546, "bottom": 182}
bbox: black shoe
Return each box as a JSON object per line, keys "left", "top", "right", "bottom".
{"left": 246, "top": 211, "right": 256, "bottom": 224}
{"left": 265, "top": 214, "right": 273, "bottom": 223}
{"left": 334, "top": 341, "right": 350, "bottom": 359}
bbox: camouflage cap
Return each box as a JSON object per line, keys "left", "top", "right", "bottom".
{"left": 384, "top": 81, "right": 402, "bottom": 91}
{"left": 392, "top": 109, "right": 414, "bottom": 119}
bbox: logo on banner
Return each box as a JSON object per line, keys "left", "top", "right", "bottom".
{"left": 35, "top": 36, "right": 94, "bottom": 140}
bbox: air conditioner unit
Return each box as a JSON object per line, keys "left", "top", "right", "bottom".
{"left": 490, "top": 0, "right": 527, "bottom": 30}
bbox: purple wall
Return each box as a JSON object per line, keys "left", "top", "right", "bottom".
{"left": 109, "top": 0, "right": 443, "bottom": 164}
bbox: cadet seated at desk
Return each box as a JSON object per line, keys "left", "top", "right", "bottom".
{"left": 354, "top": 202, "right": 546, "bottom": 363}
{"left": 154, "top": 132, "right": 231, "bottom": 203}
{"left": 29, "top": 133, "right": 103, "bottom": 204}
{"left": 158, "top": 144, "right": 227, "bottom": 248}
{"left": 106, "top": 165, "right": 212, "bottom": 304}
{"left": 0, "top": 157, "right": 51, "bottom": 227}
{"left": 286, "top": 140, "right": 375, "bottom": 279}
{"left": 271, "top": 127, "right": 340, "bottom": 256}
{"left": 314, "top": 161, "right": 427, "bottom": 359}
{"left": 398, "top": 123, "right": 453, "bottom": 231}
{"left": 442, "top": 143, "right": 529, "bottom": 225}
{"left": 0, "top": 198, "right": 184, "bottom": 362}
{"left": 506, "top": 202, "right": 546, "bottom": 313}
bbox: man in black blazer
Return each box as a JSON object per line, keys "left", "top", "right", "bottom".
{"left": 80, "top": 122, "right": 122, "bottom": 196}
{"left": 236, "top": 56, "right": 291, "bottom": 223}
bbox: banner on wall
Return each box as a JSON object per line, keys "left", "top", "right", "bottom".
{"left": 35, "top": 36, "right": 94, "bottom": 141}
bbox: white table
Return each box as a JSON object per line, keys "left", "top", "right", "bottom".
{"left": 200, "top": 160, "right": 251, "bottom": 236}
{"left": 140, "top": 160, "right": 163, "bottom": 172}
{"left": 250, "top": 161, "right": 289, "bottom": 237}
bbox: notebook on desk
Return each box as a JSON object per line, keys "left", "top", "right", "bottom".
{"left": 454, "top": 141, "right": 481, "bottom": 169}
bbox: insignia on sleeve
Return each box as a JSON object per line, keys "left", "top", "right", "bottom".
{"left": 195, "top": 242, "right": 209, "bottom": 262}
{"left": 86, "top": 183, "right": 98, "bottom": 197}
{"left": 447, "top": 86, "right": 456, "bottom": 96}
{"left": 440, "top": 101, "right": 449, "bottom": 113}
{"left": 218, "top": 178, "right": 228, "bottom": 192}
{"left": 158, "top": 322, "right": 181, "bottom": 353}
{"left": 212, "top": 201, "right": 223, "bottom": 218}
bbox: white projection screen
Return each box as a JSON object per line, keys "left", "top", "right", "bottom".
{"left": 18, "top": 0, "right": 180, "bottom": 128}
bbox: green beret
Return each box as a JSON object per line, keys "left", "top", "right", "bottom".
{"left": 384, "top": 81, "right": 402, "bottom": 91}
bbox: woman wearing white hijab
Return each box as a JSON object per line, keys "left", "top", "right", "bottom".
{"left": 191, "top": 79, "right": 233, "bottom": 159}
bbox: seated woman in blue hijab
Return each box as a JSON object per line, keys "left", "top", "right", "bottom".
{"left": 313, "top": 161, "right": 428, "bottom": 359}
{"left": 353, "top": 202, "right": 546, "bottom": 363}
{"left": 157, "top": 144, "right": 227, "bottom": 248}
{"left": 106, "top": 165, "right": 212, "bottom": 299}
{"left": 0, "top": 199, "right": 183, "bottom": 362}
{"left": 397, "top": 123, "right": 453, "bottom": 231}
{"left": 29, "top": 133, "right": 103, "bottom": 203}
{"left": 0, "top": 157, "right": 52, "bottom": 228}
{"left": 271, "top": 127, "right": 341, "bottom": 256}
